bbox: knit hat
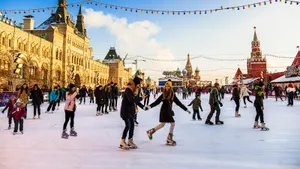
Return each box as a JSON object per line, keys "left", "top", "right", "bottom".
{"left": 258, "top": 81, "right": 264, "bottom": 87}
{"left": 196, "top": 94, "right": 200, "bottom": 98}
{"left": 288, "top": 83, "right": 293, "bottom": 88}
{"left": 165, "top": 81, "right": 172, "bottom": 88}
{"left": 69, "top": 83, "right": 76, "bottom": 89}
{"left": 133, "top": 77, "right": 142, "bottom": 86}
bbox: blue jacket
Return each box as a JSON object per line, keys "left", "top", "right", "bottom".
{"left": 49, "top": 90, "right": 60, "bottom": 102}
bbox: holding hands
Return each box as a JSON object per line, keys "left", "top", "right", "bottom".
{"left": 143, "top": 105, "right": 151, "bottom": 111}
{"left": 186, "top": 110, "right": 191, "bottom": 114}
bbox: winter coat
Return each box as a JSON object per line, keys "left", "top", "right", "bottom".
{"left": 240, "top": 86, "right": 251, "bottom": 97}
{"left": 18, "top": 90, "right": 29, "bottom": 104}
{"left": 254, "top": 86, "right": 264, "bottom": 108}
{"left": 287, "top": 87, "right": 296, "bottom": 97}
{"left": 144, "top": 88, "right": 150, "bottom": 96}
{"left": 88, "top": 89, "right": 94, "bottom": 98}
{"left": 49, "top": 91, "right": 60, "bottom": 102}
{"left": 232, "top": 87, "right": 240, "bottom": 100}
{"left": 113, "top": 86, "right": 119, "bottom": 98}
{"left": 9, "top": 106, "right": 26, "bottom": 120}
{"left": 79, "top": 88, "right": 88, "bottom": 97}
{"left": 2, "top": 99, "right": 16, "bottom": 117}
{"left": 95, "top": 89, "right": 105, "bottom": 105}
{"left": 273, "top": 86, "right": 280, "bottom": 96}
{"left": 30, "top": 89, "right": 43, "bottom": 105}
{"left": 149, "top": 93, "right": 187, "bottom": 123}
{"left": 120, "top": 88, "right": 142, "bottom": 119}
{"left": 64, "top": 92, "right": 79, "bottom": 112}
{"left": 188, "top": 98, "right": 203, "bottom": 111}
{"left": 209, "top": 88, "right": 220, "bottom": 105}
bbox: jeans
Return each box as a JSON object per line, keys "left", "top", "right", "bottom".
{"left": 90, "top": 96, "right": 94, "bottom": 103}
{"left": 33, "top": 104, "right": 41, "bottom": 116}
{"left": 254, "top": 105, "right": 264, "bottom": 123}
{"left": 8, "top": 116, "right": 13, "bottom": 125}
{"left": 109, "top": 98, "right": 114, "bottom": 110}
{"left": 192, "top": 109, "right": 201, "bottom": 120}
{"left": 114, "top": 97, "right": 118, "bottom": 109}
{"left": 122, "top": 117, "right": 135, "bottom": 139}
{"left": 63, "top": 110, "right": 75, "bottom": 130}
{"left": 97, "top": 103, "right": 104, "bottom": 113}
{"left": 288, "top": 96, "right": 294, "bottom": 105}
{"left": 243, "top": 96, "right": 253, "bottom": 105}
{"left": 79, "top": 97, "right": 86, "bottom": 104}
{"left": 206, "top": 104, "right": 221, "bottom": 122}
{"left": 13, "top": 118, "right": 24, "bottom": 132}
{"left": 234, "top": 99, "right": 240, "bottom": 112}
{"left": 47, "top": 101, "right": 57, "bottom": 112}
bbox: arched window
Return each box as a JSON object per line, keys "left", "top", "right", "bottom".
{"left": 59, "top": 51, "right": 62, "bottom": 60}
{"left": 56, "top": 50, "right": 59, "bottom": 60}
{"left": 1, "top": 36, "right": 5, "bottom": 45}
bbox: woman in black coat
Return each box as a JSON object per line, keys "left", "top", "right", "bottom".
{"left": 30, "top": 84, "right": 43, "bottom": 119}
{"left": 146, "top": 81, "right": 190, "bottom": 146}
{"left": 95, "top": 85, "right": 105, "bottom": 116}
{"left": 119, "top": 77, "right": 145, "bottom": 150}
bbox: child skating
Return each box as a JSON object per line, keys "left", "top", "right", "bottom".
{"left": 146, "top": 81, "right": 191, "bottom": 146}
{"left": 2, "top": 95, "right": 17, "bottom": 130}
{"left": 253, "top": 81, "right": 269, "bottom": 131}
{"left": 188, "top": 94, "right": 203, "bottom": 120}
{"left": 9, "top": 99, "right": 26, "bottom": 135}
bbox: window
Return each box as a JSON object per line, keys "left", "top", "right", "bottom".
{"left": 56, "top": 50, "right": 59, "bottom": 60}
{"left": 1, "top": 37, "right": 5, "bottom": 45}
{"left": 9, "top": 39, "right": 12, "bottom": 47}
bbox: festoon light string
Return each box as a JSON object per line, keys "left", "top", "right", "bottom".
{"left": 1, "top": 0, "right": 300, "bottom": 16}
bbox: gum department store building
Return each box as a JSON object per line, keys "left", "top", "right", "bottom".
{"left": 0, "top": 0, "right": 132, "bottom": 91}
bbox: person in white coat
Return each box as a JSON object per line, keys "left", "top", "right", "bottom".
{"left": 240, "top": 84, "right": 253, "bottom": 108}
{"left": 287, "top": 83, "right": 296, "bottom": 106}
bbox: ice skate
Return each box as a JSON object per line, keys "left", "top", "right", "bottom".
{"left": 261, "top": 123, "right": 269, "bottom": 131}
{"left": 57, "top": 107, "right": 59, "bottom": 110}
{"left": 166, "top": 133, "right": 176, "bottom": 146}
{"left": 45, "top": 111, "right": 49, "bottom": 113}
{"left": 8, "top": 125, "right": 11, "bottom": 130}
{"left": 134, "top": 121, "right": 139, "bottom": 126}
{"left": 215, "top": 120, "right": 224, "bottom": 125}
{"left": 146, "top": 128, "right": 155, "bottom": 140}
{"left": 33, "top": 115, "right": 36, "bottom": 119}
{"left": 244, "top": 105, "right": 247, "bottom": 108}
{"left": 96, "top": 111, "right": 100, "bottom": 116}
{"left": 38, "top": 115, "right": 40, "bottom": 119}
{"left": 20, "top": 131, "right": 23, "bottom": 134}
{"left": 192, "top": 118, "right": 196, "bottom": 121}
{"left": 13, "top": 132, "right": 17, "bottom": 135}
{"left": 119, "top": 139, "right": 130, "bottom": 150}
{"left": 253, "top": 121, "right": 261, "bottom": 129}
{"left": 61, "top": 130, "right": 69, "bottom": 139}
{"left": 128, "top": 138, "right": 137, "bottom": 149}
{"left": 205, "top": 120, "right": 214, "bottom": 125}
{"left": 235, "top": 112, "right": 241, "bottom": 118}
{"left": 70, "top": 128, "right": 77, "bottom": 137}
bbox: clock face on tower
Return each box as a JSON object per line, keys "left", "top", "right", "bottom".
{"left": 256, "top": 52, "right": 260, "bottom": 57}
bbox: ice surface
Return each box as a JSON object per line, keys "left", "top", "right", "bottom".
{"left": 0, "top": 94, "right": 299, "bottom": 169}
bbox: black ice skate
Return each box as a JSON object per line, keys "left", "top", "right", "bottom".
{"left": 61, "top": 130, "right": 69, "bottom": 139}
{"left": 128, "top": 138, "right": 137, "bottom": 149}
{"left": 70, "top": 128, "right": 77, "bottom": 137}
{"left": 119, "top": 139, "right": 130, "bottom": 150}
{"left": 215, "top": 120, "right": 224, "bottom": 125}
{"left": 146, "top": 128, "right": 155, "bottom": 140}
{"left": 8, "top": 125, "right": 11, "bottom": 130}
{"left": 166, "top": 133, "right": 176, "bottom": 146}
{"left": 205, "top": 121, "right": 214, "bottom": 125}
{"left": 13, "top": 132, "right": 17, "bottom": 135}
{"left": 261, "top": 123, "right": 269, "bottom": 131}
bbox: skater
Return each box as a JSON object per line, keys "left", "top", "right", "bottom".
{"left": 231, "top": 83, "right": 241, "bottom": 117}
{"left": 56, "top": 85, "right": 62, "bottom": 110}
{"left": 220, "top": 86, "right": 226, "bottom": 99}
{"left": 79, "top": 85, "right": 88, "bottom": 104}
{"left": 104, "top": 85, "right": 109, "bottom": 114}
{"left": 88, "top": 87, "right": 95, "bottom": 104}
{"left": 205, "top": 83, "right": 224, "bottom": 125}
{"left": 108, "top": 82, "right": 115, "bottom": 111}
{"left": 9, "top": 99, "right": 26, "bottom": 135}
{"left": 18, "top": 83, "right": 29, "bottom": 119}
{"left": 253, "top": 81, "right": 269, "bottom": 131}
{"left": 273, "top": 85, "right": 283, "bottom": 101}
{"left": 143, "top": 85, "right": 150, "bottom": 106}
{"left": 95, "top": 85, "right": 105, "bottom": 116}
{"left": 146, "top": 81, "right": 191, "bottom": 146}
{"left": 133, "top": 82, "right": 144, "bottom": 126}
{"left": 62, "top": 83, "right": 81, "bottom": 139}
{"left": 119, "top": 77, "right": 146, "bottom": 149}
{"left": 240, "top": 84, "right": 253, "bottom": 108}
{"left": 287, "top": 83, "right": 296, "bottom": 106}
{"left": 113, "top": 83, "right": 119, "bottom": 110}
{"left": 188, "top": 94, "right": 203, "bottom": 120}
{"left": 30, "top": 84, "right": 43, "bottom": 119}
{"left": 2, "top": 95, "right": 17, "bottom": 130}
{"left": 46, "top": 86, "right": 60, "bottom": 113}
{"left": 152, "top": 87, "right": 157, "bottom": 99}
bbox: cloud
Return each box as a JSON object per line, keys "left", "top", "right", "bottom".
{"left": 84, "top": 8, "right": 179, "bottom": 80}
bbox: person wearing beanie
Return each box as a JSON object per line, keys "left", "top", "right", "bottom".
{"left": 30, "top": 84, "right": 43, "bottom": 119}
{"left": 188, "top": 94, "right": 203, "bottom": 120}
{"left": 119, "top": 78, "right": 146, "bottom": 149}
{"left": 62, "top": 83, "right": 81, "bottom": 139}
{"left": 287, "top": 83, "right": 296, "bottom": 106}
{"left": 108, "top": 82, "right": 115, "bottom": 111}
{"left": 253, "top": 81, "right": 269, "bottom": 131}
{"left": 46, "top": 86, "right": 60, "bottom": 113}
{"left": 2, "top": 95, "right": 17, "bottom": 130}
{"left": 113, "top": 83, "right": 119, "bottom": 111}
{"left": 146, "top": 81, "right": 191, "bottom": 146}
{"left": 231, "top": 83, "right": 241, "bottom": 117}
{"left": 205, "top": 83, "right": 224, "bottom": 125}
{"left": 95, "top": 85, "right": 105, "bottom": 116}
{"left": 133, "top": 76, "right": 144, "bottom": 126}
{"left": 9, "top": 99, "right": 26, "bottom": 135}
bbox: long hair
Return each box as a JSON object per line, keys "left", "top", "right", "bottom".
{"left": 20, "top": 83, "right": 28, "bottom": 94}
{"left": 162, "top": 88, "right": 174, "bottom": 101}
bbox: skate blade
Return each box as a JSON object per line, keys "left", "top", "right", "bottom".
{"left": 61, "top": 136, "right": 69, "bottom": 139}
{"left": 119, "top": 146, "right": 130, "bottom": 150}
{"left": 166, "top": 143, "right": 176, "bottom": 146}
{"left": 128, "top": 146, "right": 137, "bottom": 149}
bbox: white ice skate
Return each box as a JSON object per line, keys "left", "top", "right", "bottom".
{"left": 128, "top": 138, "right": 137, "bottom": 149}
{"left": 119, "top": 139, "right": 130, "bottom": 150}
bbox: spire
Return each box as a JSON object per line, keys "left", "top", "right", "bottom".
{"left": 185, "top": 53, "right": 193, "bottom": 78}
{"left": 76, "top": 5, "right": 86, "bottom": 36}
{"left": 195, "top": 66, "right": 199, "bottom": 72}
{"left": 55, "top": 0, "right": 68, "bottom": 23}
{"left": 253, "top": 26, "right": 258, "bottom": 41}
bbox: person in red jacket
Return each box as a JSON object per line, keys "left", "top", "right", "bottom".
{"left": 9, "top": 99, "right": 26, "bottom": 135}
{"left": 2, "top": 95, "right": 17, "bottom": 130}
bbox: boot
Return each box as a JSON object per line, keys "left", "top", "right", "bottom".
{"left": 120, "top": 139, "right": 129, "bottom": 150}
{"left": 146, "top": 128, "right": 156, "bottom": 140}
{"left": 8, "top": 124, "right": 11, "bottom": 130}
{"left": 166, "top": 133, "right": 176, "bottom": 146}
{"left": 33, "top": 115, "right": 36, "bottom": 119}
{"left": 253, "top": 121, "right": 261, "bottom": 129}
{"left": 235, "top": 112, "right": 241, "bottom": 117}
{"left": 127, "top": 138, "right": 137, "bottom": 149}
{"left": 205, "top": 120, "right": 214, "bottom": 125}
{"left": 261, "top": 123, "right": 269, "bottom": 131}
{"left": 96, "top": 111, "right": 100, "bottom": 116}
{"left": 215, "top": 120, "right": 224, "bottom": 125}
{"left": 70, "top": 128, "right": 77, "bottom": 136}
{"left": 61, "top": 130, "right": 69, "bottom": 139}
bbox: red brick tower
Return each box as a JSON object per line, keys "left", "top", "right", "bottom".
{"left": 247, "top": 27, "right": 267, "bottom": 78}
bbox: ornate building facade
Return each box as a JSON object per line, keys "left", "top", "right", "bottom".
{"left": 0, "top": 0, "right": 131, "bottom": 91}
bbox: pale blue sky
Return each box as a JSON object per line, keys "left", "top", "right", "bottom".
{"left": 1, "top": 0, "right": 299, "bottom": 82}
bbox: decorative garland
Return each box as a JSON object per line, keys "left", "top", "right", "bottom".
{"left": 1, "top": 0, "right": 300, "bottom": 16}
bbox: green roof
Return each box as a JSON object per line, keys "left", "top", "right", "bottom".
{"left": 104, "top": 47, "right": 121, "bottom": 60}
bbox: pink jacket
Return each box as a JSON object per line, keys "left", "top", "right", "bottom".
{"left": 64, "top": 92, "right": 78, "bottom": 111}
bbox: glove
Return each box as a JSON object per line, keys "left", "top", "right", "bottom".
{"left": 1, "top": 110, "right": 4, "bottom": 114}
{"left": 219, "top": 102, "right": 223, "bottom": 107}
{"left": 147, "top": 105, "right": 151, "bottom": 110}
{"left": 186, "top": 110, "right": 191, "bottom": 114}
{"left": 261, "top": 106, "right": 264, "bottom": 110}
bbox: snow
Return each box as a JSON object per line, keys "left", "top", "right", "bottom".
{"left": 271, "top": 75, "right": 300, "bottom": 83}
{"left": 0, "top": 94, "right": 300, "bottom": 169}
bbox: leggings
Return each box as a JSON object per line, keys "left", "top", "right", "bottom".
{"left": 243, "top": 96, "right": 253, "bottom": 105}
{"left": 122, "top": 117, "right": 135, "bottom": 139}
{"left": 234, "top": 99, "right": 240, "bottom": 112}
{"left": 254, "top": 106, "right": 264, "bottom": 123}
{"left": 154, "top": 122, "right": 175, "bottom": 134}
{"left": 96, "top": 103, "right": 104, "bottom": 112}
{"left": 63, "top": 110, "right": 75, "bottom": 130}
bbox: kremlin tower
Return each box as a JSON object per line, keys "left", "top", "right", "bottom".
{"left": 247, "top": 27, "right": 267, "bottom": 78}
{"left": 185, "top": 53, "right": 193, "bottom": 78}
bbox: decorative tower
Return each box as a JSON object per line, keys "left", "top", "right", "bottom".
{"left": 55, "top": 0, "right": 68, "bottom": 23}
{"left": 76, "top": 5, "right": 86, "bottom": 36}
{"left": 247, "top": 26, "right": 267, "bottom": 78}
{"left": 194, "top": 66, "right": 200, "bottom": 82}
{"left": 185, "top": 53, "right": 193, "bottom": 78}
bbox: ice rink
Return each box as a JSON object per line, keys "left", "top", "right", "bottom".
{"left": 0, "top": 94, "right": 299, "bottom": 169}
